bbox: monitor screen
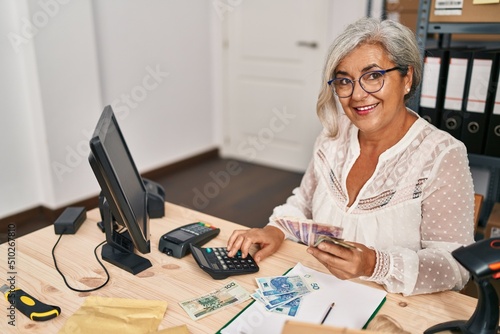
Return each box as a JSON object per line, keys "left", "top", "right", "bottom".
{"left": 89, "top": 105, "right": 151, "bottom": 274}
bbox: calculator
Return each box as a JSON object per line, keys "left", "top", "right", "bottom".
{"left": 190, "top": 244, "right": 259, "bottom": 280}
{"left": 159, "top": 222, "right": 220, "bottom": 258}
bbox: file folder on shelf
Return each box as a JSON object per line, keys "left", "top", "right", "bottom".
{"left": 441, "top": 50, "right": 474, "bottom": 140}
{"left": 484, "top": 51, "right": 500, "bottom": 158}
{"left": 461, "top": 50, "right": 499, "bottom": 154}
{"left": 419, "top": 49, "right": 450, "bottom": 127}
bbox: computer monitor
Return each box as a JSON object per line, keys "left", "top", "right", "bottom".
{"left": 88, "top": 105, "right": 152, "bottom": 275}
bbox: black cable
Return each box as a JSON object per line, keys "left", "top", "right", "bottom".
{"left": 51, "top": 230, "right": 110, "bottom": 292}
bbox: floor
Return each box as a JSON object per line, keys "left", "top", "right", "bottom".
{"left": 154, "top": 157, "right": 304, "bottom": 229}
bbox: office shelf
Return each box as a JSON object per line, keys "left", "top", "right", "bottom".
{"left": 469, "top": 154, "right": 500, "bottom": 224}
{"left": 427, "top": 23, "right": 500, "bottom": 35}
{"left": 415, "top": 0, "right": 500, "bottom": 227}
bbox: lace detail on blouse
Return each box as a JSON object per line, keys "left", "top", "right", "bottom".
{"left": 357, "top": 190, "right": 395, "bottom": 210}
{"left": 317, "top": 149, "right": 347, "bottom": 206}
{"left": 366, "top": 249, "right": 391, "bottom": 282}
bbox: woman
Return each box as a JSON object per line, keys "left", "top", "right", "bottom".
{"left": 227, "top": 17, "right": 475, "bottom": 296}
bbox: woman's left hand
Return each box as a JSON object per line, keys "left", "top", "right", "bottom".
{"left": 307, "top": 241, "right": 376, "bottom": 280}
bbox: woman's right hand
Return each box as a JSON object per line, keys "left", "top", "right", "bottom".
{"left": 226, "top": 225, "right": 285, "bottom": 264}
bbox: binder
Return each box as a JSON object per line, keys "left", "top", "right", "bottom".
{"left": 441, "top": 50, "right": 474, "bottom": 140}
{"left": 484, "top": 51, "right": 500, "bottom": 157}
{"left": 461, "top": 50, "right": 498, "bottom": 154}
{"left": 419, "top": 49, "right": 450, "bottom": 127}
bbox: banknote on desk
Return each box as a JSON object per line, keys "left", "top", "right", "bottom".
{"left": 179, "top": 281, "right": 250, "bottom": 320}
{"left": 250, "top": 274, "right": 321, "bottom": 316}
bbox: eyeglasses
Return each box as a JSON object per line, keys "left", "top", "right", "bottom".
{"left": 327, "top": 66, "right": 405, "bottom": 98}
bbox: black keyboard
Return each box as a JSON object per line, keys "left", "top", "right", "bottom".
{"left": 190, "top": 244, "right": 259, "bottom": 280}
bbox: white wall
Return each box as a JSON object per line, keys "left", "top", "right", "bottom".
{"left": 0, "top": 0, "right": 217, "bottom": 218}
{"left": 92, "top": 0, "right": 215, "bottom": 170}
{"left": 328, "top": 0, "right": 367, "bottom": 42}
{"left": 0, "top": 1, "right": 45, "bottom": 215}
{"left": 28, "top": 0, "right": 103, "bottom": 208}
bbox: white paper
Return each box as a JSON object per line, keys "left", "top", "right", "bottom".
{"left": 220, "top": 263, "right": 387, "bottom": 334}
{"left": 434, "top": 0, "right": 464, "bottom": 9}
{"left": 434, "top": 0, "right": 463, "bottom": 15}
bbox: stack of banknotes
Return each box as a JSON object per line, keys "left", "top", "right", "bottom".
{"left": 273, "top": 216, "right": 344, "bottom": 246}
{"left": 179, "top": 281, "right": 251, "bottom": 320}
{"left": 250, "top": 274, "right": 320, "bottom": 317}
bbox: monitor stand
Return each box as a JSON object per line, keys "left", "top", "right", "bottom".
{"left": 100, "top": 199, "right": 152, "bottom": 275}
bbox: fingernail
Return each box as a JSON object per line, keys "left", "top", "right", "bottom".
{"left": 307, "top": 248, "right": 313, "bottom": 254}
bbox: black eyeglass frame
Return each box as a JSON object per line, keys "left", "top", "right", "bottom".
{"left": 327, "top": 66, "right": 407, "bottom": 98}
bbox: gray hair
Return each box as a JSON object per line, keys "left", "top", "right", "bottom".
{"left": 317, "top": 17, "right": 422, "bottom": 137}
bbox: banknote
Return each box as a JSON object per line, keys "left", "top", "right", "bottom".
{"left": 261, "top": 291, "right": 304, "bottom": 310}
{"left": 251, "top": 284, "right": 306, "bottom": 310}
{"left": 273, "top": 216, "right": 343, "bottom": 246}
{"left": 250, "top": 273, "right": 320, "bottom": 317}
{"left": 309, "top": 222, "right": 343, "bottom": 246}
{"left": 302, "top": 273, "right": 321, "bottom": 292}
{"left": 251, "top": 290, "right": 266, "bottom": 304}
{"left": 252, "top": 290, "right": 303, "bottom": 316}
{"left": 273, "top": 217, "right": 301, "bottom": 240}
{"left": 270, "top": 296, "right": 302, "bottom": 316}
{"left": 255, "top": 275, "right": 310, "bottom": 296}
{"left": 300, "top": 222, "right": 310, "bottom": 246}
{"left": 179, "top": 281, "right": 250, "bottom": 320}
{"left": 313, "top": 235, "right": 362, "bottom": 251}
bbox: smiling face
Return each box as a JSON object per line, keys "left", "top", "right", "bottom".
{"left": 334, "top": 43, "right": 413, "bottom": 139}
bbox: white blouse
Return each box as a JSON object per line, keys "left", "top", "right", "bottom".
{"left": 268, "top": 112, "right": 475, "bottom": 296}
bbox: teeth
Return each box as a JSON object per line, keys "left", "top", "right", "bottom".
{"left": 356, "top": 104, "right": 377, "bottom": 111}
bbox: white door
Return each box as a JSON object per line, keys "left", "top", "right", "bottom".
{"left": 222, "top": 0, "right": 329, "bottom": 172}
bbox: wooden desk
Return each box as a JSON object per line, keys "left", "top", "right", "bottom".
{"left": 0, "top": 203, "right": 480, "bottom": 333}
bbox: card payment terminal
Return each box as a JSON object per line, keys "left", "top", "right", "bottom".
{"left": 159, "top": 222, "right": 220, "bottom": 258}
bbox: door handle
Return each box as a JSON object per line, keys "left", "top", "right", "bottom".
{"left": 296, "top": 41, "right": 318, "bottom": 49}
